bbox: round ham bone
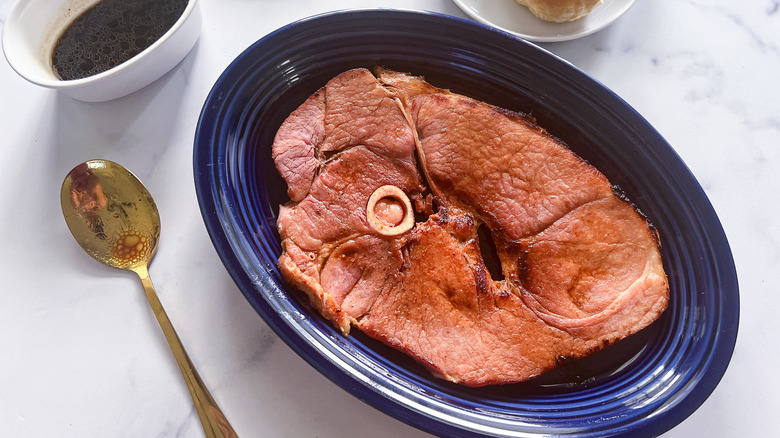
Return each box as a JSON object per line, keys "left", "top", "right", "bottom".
{"left": 366, "top": 185, "right": 415, "bottom": 236}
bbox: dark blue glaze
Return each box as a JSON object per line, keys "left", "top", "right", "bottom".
{"left": 194, "top": 10, "right": 739, "bottom": 437}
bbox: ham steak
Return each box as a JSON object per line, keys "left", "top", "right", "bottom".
{"left": 272, "top": 68, "right": 668, "bottom": 386}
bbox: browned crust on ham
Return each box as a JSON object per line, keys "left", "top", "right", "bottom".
{"left": 273, "top": 68, "right": 669, "bottom": 386}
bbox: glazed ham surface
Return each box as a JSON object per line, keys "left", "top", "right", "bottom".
{"left": 272, "top": 68, "right": 668, "bottom": 386}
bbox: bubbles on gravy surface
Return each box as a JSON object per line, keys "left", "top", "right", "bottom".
{"left": 51, "top": 0, "right": 188, "bottom": 80}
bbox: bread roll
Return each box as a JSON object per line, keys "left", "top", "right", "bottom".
{"left": 515, "top": 0, "right": 603, "bottom": 22}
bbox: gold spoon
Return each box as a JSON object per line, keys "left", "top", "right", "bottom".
{"left": 60, "top": 159, "right": 237, "bottom": 438}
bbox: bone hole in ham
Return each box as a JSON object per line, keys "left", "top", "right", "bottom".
{"left": 366, "top": 185, "right": 414, "bottom": 236}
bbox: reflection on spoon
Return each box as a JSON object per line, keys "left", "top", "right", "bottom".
{"left": 61, "top": 159, "right": 237, "bottom": 438}
{"left": 67, "top": 161, "right": 108, "bottom": 239}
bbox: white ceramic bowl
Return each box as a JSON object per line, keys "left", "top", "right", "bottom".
{"left": 2, "top": 0, "right": 201, "bottom": 102}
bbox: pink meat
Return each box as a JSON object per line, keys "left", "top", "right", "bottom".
{"left": 272, "top": 68, "right": 669, "bottom": 386}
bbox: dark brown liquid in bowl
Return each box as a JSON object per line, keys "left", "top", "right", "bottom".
{"left": 51, "top": 0, "right": 188, "bottom": 81}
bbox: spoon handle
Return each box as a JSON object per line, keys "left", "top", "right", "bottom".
{"left": 134, "top": 265, "right": 238, "bottom": 438}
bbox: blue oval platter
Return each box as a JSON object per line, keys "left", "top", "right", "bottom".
{"left": 193, "top": 10, "right": 739, "bottom": 437}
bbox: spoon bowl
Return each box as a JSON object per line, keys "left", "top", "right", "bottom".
{"left": 61, "top": 159, "right": 236, "bottom": 438}
{"left": 61, "top": 160, "right": 160, "bottom": 271}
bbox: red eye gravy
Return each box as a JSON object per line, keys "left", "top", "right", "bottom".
{"left": 51, "top": 0, "right": 188, "bottom": 80}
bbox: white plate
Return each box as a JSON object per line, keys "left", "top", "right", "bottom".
{"left": 452, "top": 0, "right": 637, "bottom": 42}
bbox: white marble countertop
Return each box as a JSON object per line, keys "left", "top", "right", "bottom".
{"left": 1, "top": 0, "right": 778, "bottom": 436}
